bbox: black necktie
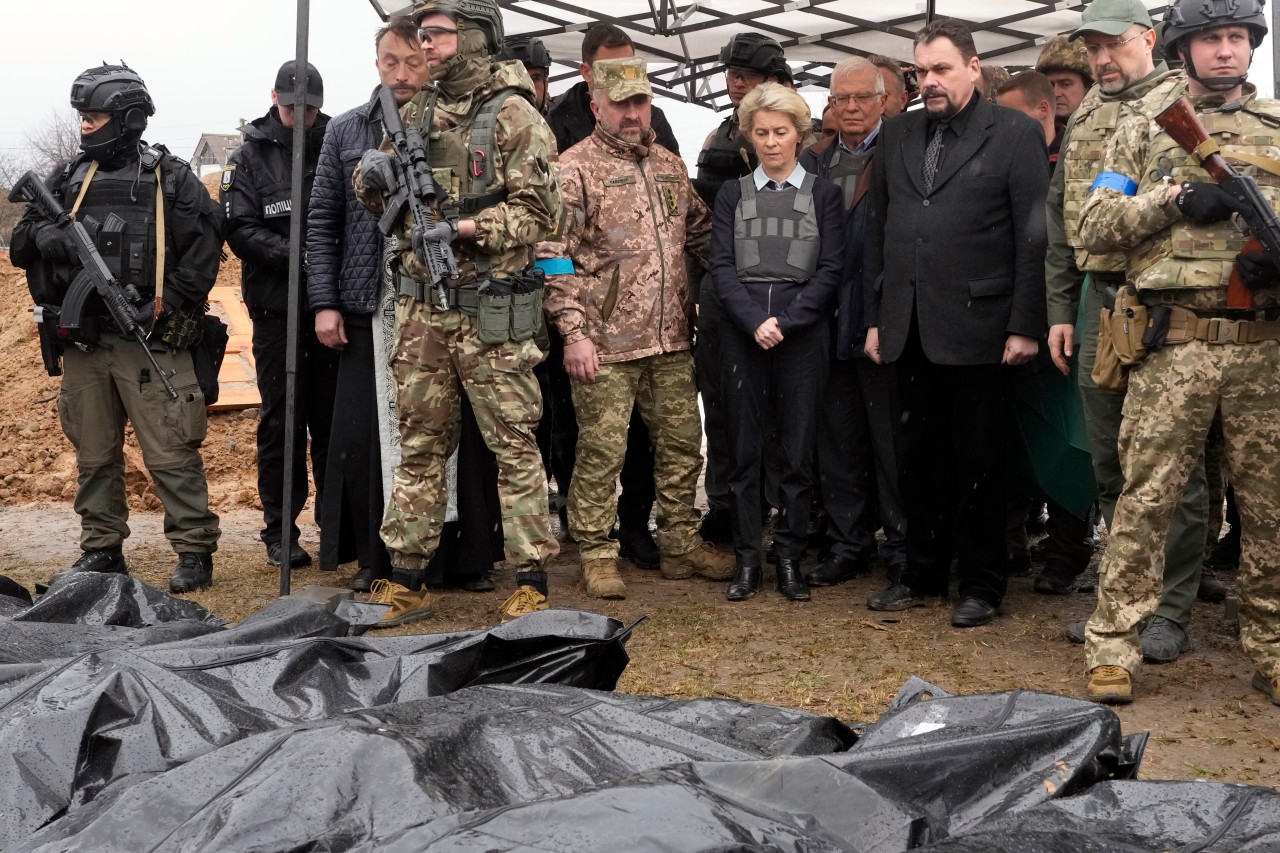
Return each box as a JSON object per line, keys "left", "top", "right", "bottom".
{"left": 765, "top": 180, "right": 782, "bottom": 191}
{"left": 922, "top": 123, "right": 946, "bottom": 195}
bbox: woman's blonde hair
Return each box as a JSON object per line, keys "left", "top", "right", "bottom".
{"left": 738, "top": 82, "right": 812, "bottom": 141}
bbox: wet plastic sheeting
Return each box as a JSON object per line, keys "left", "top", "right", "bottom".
{"left": 831, "top": 683, "right": 1148, "bottom": 839}
{"left": 21, "top": 685, "right": 862, "bottom": 852}
{"left": 914, "top": 781, "right": 1280, "bottom": 852}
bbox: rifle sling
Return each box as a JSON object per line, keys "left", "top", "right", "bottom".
{"left": 1191, "top": 136, "right": 1280, "bottom": 177}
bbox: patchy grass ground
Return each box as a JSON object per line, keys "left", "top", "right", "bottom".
{"left": 2, "top": 504, "right": 1276, "bottom": 790}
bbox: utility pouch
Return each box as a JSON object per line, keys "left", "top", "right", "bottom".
{"left": 477, "top": 280, "right": 514, "bottom": 345}
{"left": 510, "top": 289, "right": 544, "bottom": 342}
{"left": 1108, "top": 285, "right": 1149, "bottom": 365}
{"left": 1142, "top": 305, "right": 1172, "bottom": 352}
{"left": 160, "top": 307, "right": 206, "bottom": 350}
{"left": 1091, "top": 306, "right": 1130, "bottom": 392}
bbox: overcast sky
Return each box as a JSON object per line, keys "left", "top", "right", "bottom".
{"left": 2, "top": 1, "right": 1273, "bottom": 175}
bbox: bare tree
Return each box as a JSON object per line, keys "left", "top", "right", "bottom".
{"left": 0, "top": 150, "right": 33, "bottom": 250}
{"left": 25, "top": 108, "right": 81, "bottom": 173}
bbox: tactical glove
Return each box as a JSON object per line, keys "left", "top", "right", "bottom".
{"left": 359, "top": 150, "right": 400, "bottom": 196}
{"left": 1233, "top": 249, "right": 1280, "bottom": 291}
{"left": 1176, "top": 182, "right": 1243, "bottom": 224}
{"left": 34, "top": 223, "right": 76, "bottom": 264}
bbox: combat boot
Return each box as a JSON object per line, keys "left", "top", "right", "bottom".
{"left": 581, "top": 558, "right": 627, "bottom": 599}
{"left": 500, "top": 585, "right": 548, "bottom": 622}
{"left": 660, "top": 541, "right": 736, "bottom": 580}
{"left": 69, "top": 548, "right": 128, "bottom": 575}
{"left": 169, "top": 553, "right": 213, "bottom": 594}
{"left": 1086, "top": 665, "right": 1133, "bottom": 704}
{"left": 1252, "top": 671, "right": 1280, "bottom": 707}
{"left": 369, "top": 579, "right": 434, "bottom": 629}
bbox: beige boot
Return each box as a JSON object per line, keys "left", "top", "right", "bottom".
{"left": 582, "top": 558, "right": 627, "bottom": 599}
{"left": 660, "top": 541, "right": 736, "bottom": 580}
{"left": 1086, "top": 665, "right": 1133, "bottom": 705}
{"left": 369, "top": 581, "right": 435, "bottom": 629}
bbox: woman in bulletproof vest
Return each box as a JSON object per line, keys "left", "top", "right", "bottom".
{"left": 709, "top": 83, "right": 845, "bottom": 602}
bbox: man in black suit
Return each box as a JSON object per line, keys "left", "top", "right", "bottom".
{"left": 863, "top": 19, "right": 1049, "bottom": 627}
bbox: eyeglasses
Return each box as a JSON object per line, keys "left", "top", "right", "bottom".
{"left": 1082, "top": 32, "right": 1143, "bottom": 57}
{"left": 830, "top": 92, "right": 884, "bottom": 107}
{"left": 418, "top": 25, "right": 458, "bottom": 43}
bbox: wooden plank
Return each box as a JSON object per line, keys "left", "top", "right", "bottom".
{"left": 207, "top": 286, "right": 260, "bottom": 412}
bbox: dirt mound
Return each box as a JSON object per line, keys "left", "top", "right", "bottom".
{"left": 0, "top": 176, "right": 259, "bottom": 511}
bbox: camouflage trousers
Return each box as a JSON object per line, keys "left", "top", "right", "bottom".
{"left": 1086, "top": 338, "right": 1280, "bottom": 679}
{"left": 568, "top": 351, "right": 702, "bottom": 561}
{"left": 59, "top": 340, "right": 220, "bottom": 553}
{"left": 380, "top": 300, "right": 558, "bottom": 572}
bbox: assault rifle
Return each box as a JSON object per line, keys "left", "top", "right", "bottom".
{"left": 8, "top": 170, "right": 178, "bottom": 399}
{"left": 374, "top": 85, "right": 458, "bottom": 309}
{"left": 1156, "top": 96, "right": 1280, "bottom": 309}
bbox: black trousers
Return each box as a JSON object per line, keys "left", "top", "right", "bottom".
{"left": 251, "top": 308, "right": 339, "bottom": 547}
{"left": 896, "top": 324, "right": 1010, "bottom": 605}
{"left": 538, "top": 325, "right": 656, "bottom": 530}
{"left": 318, "top": 318, "right": 392, "bottom": 577}
{"left": 721, "top": 320, "right": 827, "bottom": 565}
{"left": 818, "top": 355, "right": 907, "bottom": 566}
{"left": 694, "top": 279, "right": 733, "bottom": 513}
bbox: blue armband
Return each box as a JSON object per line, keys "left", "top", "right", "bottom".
{"left": 534, "top": 257, "right": 574, "bottom": 276}
{"left": 1089, "top": 172, "right": 1138, "bottom": 196}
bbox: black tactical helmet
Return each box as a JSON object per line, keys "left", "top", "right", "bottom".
{"left": 501, "top": 35, "right": 552, "bottom": 69}
{"left": 69, "top": 63, "right": 155, "bottom": 129}
{"left": 412, "top": 0, "right": 504, "bottom": 53}
{"left": 719, "top": 32, "right": 792, "bottom": 83}
{"left": 1163, "top": 0, "right": 1268, "bottom": 89}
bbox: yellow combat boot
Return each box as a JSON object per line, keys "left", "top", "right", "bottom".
{"left": 368, "top": 579, "right": 434, "bottom": 629}
{"left": 500, "top": 585, "right": 548, "bottom": 622}
{"left": 1086, "top": 665, "right": 1133, "bottom": 705}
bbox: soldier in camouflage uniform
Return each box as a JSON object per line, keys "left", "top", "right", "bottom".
{"left": 1044, "top": 0, "right": 1211, "bottom": 662}
{"left": 545, "top": 57, "right": 735, "bottom": 600}
{"left": 354, "top": 0, "right": 562, "bottom": 625}
{"left": 1077, "top": 0, "right": 1280, "bottom": 706}
{"left": 1035, "top": 34, "right": 1094, "bottom": 127}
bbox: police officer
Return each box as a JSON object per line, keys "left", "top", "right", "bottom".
{"left": 500, "top": 36, "right": 551, "bottom": 113}
{"left": 10, "top": 64, "right": 222, "bottom": 593}
{"left": 1077, "top": 0, "right": 1280, "bottom": 706}
{"left": 694, "top": 32, "right": 795, "bottom": 547}
{"left": 222, "top": 61, "right": 337, "bottom": 571}
{"left": 354, "top": 0, "right": 562, "bottom": 626}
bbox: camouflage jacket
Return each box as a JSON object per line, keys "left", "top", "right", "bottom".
{"left": 353, "top": 60, "right": 561, "bottom": 286}
{"left": 1043, "top": 64, "right": 1184, "bottom": 327}
{"left": 546, "top": 124, "right": 712, "bottom": 363}
{"left": 1079, "top": 86, "right": 1280, "bottom": 307}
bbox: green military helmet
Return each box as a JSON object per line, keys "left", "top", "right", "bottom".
{"left": 500, "top": 35, "right": 551, "bottom": 69}
{"left": 719, "top": 32, "right": 792, "bottom": 84}
{"left": 1035, "top": 34, "right": 1094, "bottom": 87}
{"left": 412, "top": 0, "right": 504, "bottom": 53}
{"left": 1163, "top": 0, "right": 1267, "bottom": 90}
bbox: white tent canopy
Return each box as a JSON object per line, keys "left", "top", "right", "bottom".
{"left": 370, "top": 1, "right": 1173, "bottom": 109}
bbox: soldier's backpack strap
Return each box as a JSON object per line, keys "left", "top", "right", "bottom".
{"left": 457, "top": 85, "right": 529, "bottom": 216}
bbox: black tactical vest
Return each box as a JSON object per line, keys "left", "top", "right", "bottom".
{"left": 697, "top": 118, "right": 756, "bottom": 199}
{"left": 66, "top": 157, "right": 159, "bottom": 297}
{"left": 733, "top": 173, "right": 819, "bottom": 282}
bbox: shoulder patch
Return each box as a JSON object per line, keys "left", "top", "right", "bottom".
{"left": 221, "top": 165, "right": 236, "bottom": 193}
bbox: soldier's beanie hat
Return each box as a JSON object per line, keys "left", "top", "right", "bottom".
{"left": 1035, "top": 35, "right": 1094, "bottom": 85}
{"left": 593, "top": 57, "right": 652, "bottom": 101}
{"left": 1071, "top": 0, "right": 1153, "bottom": 39}
{"left": 274, "top": 61, "right": 324, "bottom": 108}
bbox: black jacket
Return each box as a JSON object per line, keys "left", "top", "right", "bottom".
{"left": 546, "top": 80, "right": 681, "bottom": 155}
{"left": 305, "top": 90, "right": 385, "bottom": 316}
{"left": 222, "top": 107, "right": 329, "bottom": 316}
{"left": 864, "top": 95, "right": 1049, "bottom": 366}
{"left": 11, "top": 144, "right": 222, "bottom": 313}
{"left": 710, "top": 176, "right": 844, "bottom": 338}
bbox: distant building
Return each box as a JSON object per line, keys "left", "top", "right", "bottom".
{"left": 191, "top": 132, "right": 242, "bottom": 177}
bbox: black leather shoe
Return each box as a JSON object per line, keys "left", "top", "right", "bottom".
{"left": 727, "top": 565, "right": 761, "bottom": 601}
{"left": 69, "top": 548, "right": 128, "bottom": 575}
{"left": 459, "top": 574, "right": 496, "bottom": 592}
{"left": 1034, "top": 562, "right": 1079, "bottom": 595}
{"left": 617, "top": 524, "right": 660, "bottom": 570}
{"left": 951, "top": 596, "right": 997, "bottom": 627}
{"left": 1197, "top": 570, "right": 1228, "bottom": 603}
{"left": 350, "top": 567, "right": 375, "bottom": 593}
{"left": 266, "top": 541, "right": 312, "bottom": 568}
{"left": 806, "top": 553, "right": 868, "bottom": 587}
{"left": 170, "top": 553, "right": 213, "bottom": 594}
{"left": 868, "top": 583, "right": 927, "bottom": 611}
{"left": 775, "top": 558, "right": 811, "bottom": 601}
